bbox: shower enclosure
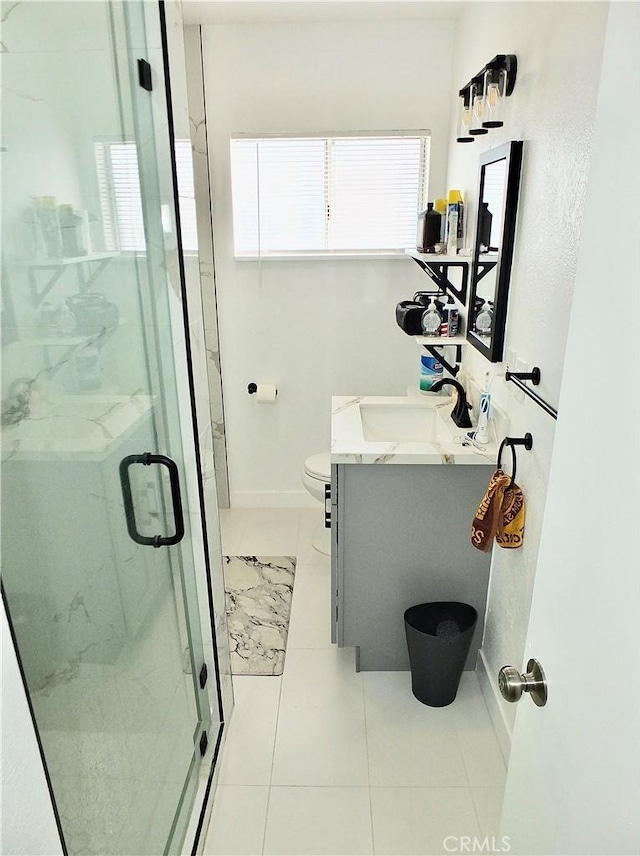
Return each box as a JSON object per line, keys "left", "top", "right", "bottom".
{"left": 1, "top": 1, "right": 224, "bottom": 853}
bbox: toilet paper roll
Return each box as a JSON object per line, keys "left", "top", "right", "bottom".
{"left": 255, "top": 383, "right": 277, "bottom": 404}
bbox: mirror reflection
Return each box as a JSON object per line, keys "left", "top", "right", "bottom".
{"left": 467, "top": 141, "right": 523, "bottom": 362}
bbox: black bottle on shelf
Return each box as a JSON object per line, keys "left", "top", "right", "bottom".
{"left": 417, "top": 203, "right": 442, "bottom": 253}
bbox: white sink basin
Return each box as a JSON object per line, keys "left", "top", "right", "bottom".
{"left": 359, "top": 402, "right": 443, "bottom": 442}
{"left": 332, "top": 391, "right": 504, "bottom": 466}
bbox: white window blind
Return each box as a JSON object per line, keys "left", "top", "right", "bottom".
{"left": 230, "top": 133, "right": 430, "bottom": 257}
{"left": 94, "top": 139, "right": 198, "bottom": 252}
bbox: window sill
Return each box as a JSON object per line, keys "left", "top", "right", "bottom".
{"left": 234, "top": 251, "right": 411, "bottom": 262}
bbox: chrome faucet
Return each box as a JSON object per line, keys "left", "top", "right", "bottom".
{"left": 430, "top": 378, "right": 473, "bottom": 428}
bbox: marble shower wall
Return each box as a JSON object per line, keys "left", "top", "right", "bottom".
{"left": 161, "top": 2, "right": 233, "bottom": 720}
{"left": 183, "top": 24, "right": 230, "bottom": 511}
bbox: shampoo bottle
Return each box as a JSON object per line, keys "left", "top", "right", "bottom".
{"left": 434, "top": 198, "right": 448, "bottom": 242}
{"left": 446, "top": 190, "right": 464, "bottom": 253}
{"left": 416, "top": 203, "right": 441, "bottom": 253}
{"left": 441, "top": 297, "right": 459, "bottom": 337}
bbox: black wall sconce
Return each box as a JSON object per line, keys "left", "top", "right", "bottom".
{"left": 456, "top": 55, "right": 517, "bottom": 144}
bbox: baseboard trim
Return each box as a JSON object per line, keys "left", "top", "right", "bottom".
{"left": 230, "top": 491, "right": 318, "bottom": 508}
{"left": 477, "top": 647, "right": 512, "bottom": 765}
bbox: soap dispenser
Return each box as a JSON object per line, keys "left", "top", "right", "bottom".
{"left": 421, "top": 298, "right": 442, "bottom": 337}
{"left": 475, "top": 301, "right": 493, "bottom": 337}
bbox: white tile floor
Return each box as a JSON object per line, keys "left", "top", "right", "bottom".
{"left": 203, "top": 508, "right": 506, "bottom": 856}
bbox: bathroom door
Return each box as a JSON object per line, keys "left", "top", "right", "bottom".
{"left": 499, "top": 6, "right": 640, "bottom": 853}
{"left": 0, "top": 2, "right": 216, "bottom": 854}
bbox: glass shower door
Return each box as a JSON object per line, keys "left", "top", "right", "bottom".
{"left": 1, "top": 2, "right": 213, "bottom": 853}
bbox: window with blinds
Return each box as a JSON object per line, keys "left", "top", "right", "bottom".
{"left": 230, "top": 133, "right": 430, "bottom": 257}
{"left": 94, "top": 140, "right": 198, "bottom": 252}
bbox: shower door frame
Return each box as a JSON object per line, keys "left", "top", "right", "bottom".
{"left": 0, "top": 1, "right": 228, "bottom": 853}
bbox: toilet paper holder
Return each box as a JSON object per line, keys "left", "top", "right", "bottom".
{"left": 247, "top": 382, "right": 278, "bottom": 398}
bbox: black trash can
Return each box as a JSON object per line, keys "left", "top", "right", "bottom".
{"left": 404, "top": 601, "right": 478, "bottom": 707}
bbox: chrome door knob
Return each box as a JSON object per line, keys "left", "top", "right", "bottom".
{"left": 498, "top": 658, "right": 547, "bottom": 707}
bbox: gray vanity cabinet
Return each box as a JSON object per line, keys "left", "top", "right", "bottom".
{"left": 331, "top": 462, "right": 495, "bottom": 671}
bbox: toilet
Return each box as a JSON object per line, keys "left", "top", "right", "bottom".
{"left": 302, "top": 453, "right": 331, "bottom": 555}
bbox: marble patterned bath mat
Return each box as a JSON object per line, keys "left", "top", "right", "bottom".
{"left": 224, "top": 556, "right": 296, "bottom": 676}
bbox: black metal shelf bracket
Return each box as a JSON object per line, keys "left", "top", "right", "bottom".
{"left": 474, "top": 259, "right": 497, "bottom": 285}
{"left": 505, "top": 367, "right": 558, "bottom": 420}
{"left": 424, "top": 344, "right": 462, "bottom": 377}
{"left": 410, "top": 256, "right": 468, "bottom": 304}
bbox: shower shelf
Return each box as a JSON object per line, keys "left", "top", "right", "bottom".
{"left": 29, "top": 318, "right": 125, "bottom": 348}
{"left": 23, "top": 253, "right": 117, "bottom": 306}
{"left": 29, "top": 319, "right": 125, "bottom": 371}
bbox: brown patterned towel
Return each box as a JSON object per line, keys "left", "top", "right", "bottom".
{"left": 496, "top": 482, "right": 526, "bottom": 548}
{"left": 471, "top": 469, "right": 511, "bottom": 552}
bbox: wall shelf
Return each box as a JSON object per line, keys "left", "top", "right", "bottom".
{"left": 405, "top": 249, "right": 498, "bottom": 305}
{"left": 412, "top": 335, "right": 467, "bottom": 346}
{"left": 405, "top": 250, "right": 469, "bottom": 303}
{"left": 412, "top": 335, "right": 466, "bottom": 378}
{"left": 22, "top": 253, "right": 117, "bottom": 306}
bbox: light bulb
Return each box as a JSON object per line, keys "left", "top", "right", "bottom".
{"left": 456, "top": 88, "right": 474, "bottom": 143}
{"left": 482, "top": 66, "right": 505, "bottom": 128}
{"left": 469, "top": 79, "right": 488, "bottom": 136}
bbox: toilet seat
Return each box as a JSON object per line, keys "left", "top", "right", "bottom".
{"left": 304, "top": 452, "right": 331, "bottom": 481}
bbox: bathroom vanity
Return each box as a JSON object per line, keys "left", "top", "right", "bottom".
{"left": 330, "top": 394, "right": 497, "bottom": 671}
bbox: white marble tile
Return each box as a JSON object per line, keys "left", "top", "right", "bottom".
{"left": 295, "top": 507, "right": 327, "bottom": 564}
{"left": 457, "top": 729, "right": 507, "bottom": 788}
{"left": 286, "top": 560, "right": 333, "bottom": 649}
{"left": 271, "top": 647, "right": 368, "bottom": 786}
{"left": 238, "top": 509, "right": 301, "bottom": 556}
{"left": 218, "top": 676, "right": 282, "bottom": 786}
{"left": 447, "top": 671, "right": 495, "bottom": 731}
{"left": 264, "top": 787, "right": 373, "bottom": 856}
{"left": 370, "top": 787, "right": 480, "bottom": 856}
{"left": 471, "top": 787, "right": 505, "bottom": 840}
{"left": 203, "top": 786, "right": 269, "bottom": 856}
{"left": 450, "top": 673, "right": 506, "bottom": 787}
{"left": 363, "top": 672, "right": 468, "bottom": 787}
{"left": 218, "top": 508, "right": 247, "bottom": 555}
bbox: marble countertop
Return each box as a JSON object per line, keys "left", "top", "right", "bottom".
{"left": 331, "top": 394, "right": 498, "bottom": 466}
{"left": 1, "top": 393, "right": 154, "bottom": 462}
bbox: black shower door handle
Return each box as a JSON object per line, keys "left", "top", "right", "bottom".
{"left": 119, "top": 453, "right": 185, "bottom": 547}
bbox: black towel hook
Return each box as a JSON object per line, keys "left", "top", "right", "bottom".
{"left": 497, "top": 433, "right": 533, "bottom": 488}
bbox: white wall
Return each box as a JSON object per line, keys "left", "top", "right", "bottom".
{"left": 201, "top": 19, "right": 456, "bottom": 505}
{"left": 444, "top": 2, "right": 608, "bottom": 739}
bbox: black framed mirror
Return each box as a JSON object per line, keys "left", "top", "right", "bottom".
{"left": 467, "top": 140, "right": 523, "bottom": 362}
